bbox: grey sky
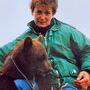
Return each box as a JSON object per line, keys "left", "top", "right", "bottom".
{"left": 0, "top": 0, "right": 90, "bottom": 46}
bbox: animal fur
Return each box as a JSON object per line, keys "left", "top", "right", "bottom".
{"left": 0, "top": 35, "right": 52, "bottom": 90}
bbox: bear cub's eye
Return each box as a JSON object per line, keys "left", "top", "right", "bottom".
{"left": 38, "top": 54, "right": 46, "bottom": 62}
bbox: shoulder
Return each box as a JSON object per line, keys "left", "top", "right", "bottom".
{"left": 53, "top": 18, "right": 77, "bottom": 31}
{"left": 58, "top": 20, "right": 82, "bottom": 35}
{"left": 53, "top": 18, "right": 85, "bottom": 39}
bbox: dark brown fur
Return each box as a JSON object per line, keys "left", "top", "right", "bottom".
{"left": 0, "top": 35, "right": 52, "bottom": 90}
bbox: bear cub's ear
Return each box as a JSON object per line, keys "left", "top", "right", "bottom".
{"left": 23, "top": 36, "right": 32, "bottom": 52}
{"left": 37, "top": 34, "right": 44, "bottom": 42}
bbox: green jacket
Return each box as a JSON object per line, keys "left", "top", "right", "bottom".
{"left": 0, "top": 18, "right": 90, "bottom": 87}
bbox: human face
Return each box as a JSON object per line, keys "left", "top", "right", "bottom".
{"left": 32, "top": 5, "right": 53, "bottom": 28}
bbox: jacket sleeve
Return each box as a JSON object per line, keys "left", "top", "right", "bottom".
{"left": 0, "top": 29, "right": 31, "bottom": 69}
{"left": 70, "top": 27, "right": 90, "bottom": 71}
{"left": 80, "top": 39, "right": 90, "bottom": 71}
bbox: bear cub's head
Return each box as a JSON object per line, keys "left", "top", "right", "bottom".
{"left": 1, "top": 35, "right": 52, "bottom": 80}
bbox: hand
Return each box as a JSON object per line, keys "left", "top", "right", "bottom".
{"left": 74, "top": 71, "right": 90, "bottom": 89}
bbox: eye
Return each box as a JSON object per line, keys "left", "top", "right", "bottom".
{"left": 41, "top": 54, "right": 46, "bottom": 60}
{"left": 44, "top": 11, "right": 51, "bottom": 15}
{"left": 41, "top": 54, "right": 47, "bottom": 62}
{"left": 35, "top": 10, "right": 42, "bottom": 15}
{"left": 38, "top": 54, "right": 46, "bottom": 62}
{"left": 34, "top": 10, "right": 51, "bottom": 15}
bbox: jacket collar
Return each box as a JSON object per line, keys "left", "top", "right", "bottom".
{"left": 27, "top": 18, "right": 61, "bottom": 32}
{"left": 50, "top": 18, "right": 61, "bottom": 31}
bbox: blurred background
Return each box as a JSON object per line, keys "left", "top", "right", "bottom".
{"left": 0, "top": 0, "right": 90, "bottom": 46}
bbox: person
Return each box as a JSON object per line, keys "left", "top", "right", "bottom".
{"left": 0, "top": 0, "right": 90, "bottom": 90}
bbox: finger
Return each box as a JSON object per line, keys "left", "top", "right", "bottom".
{"left": 75, "top": 81, "right": 88, "bottom": 89}
{"left": 74, "top": 81, "right": 81, "bottom": 85}
{"left": 74, "top": 77, "right": 88, "bottom": 85}
{"left": 79, "top": 83, "right": 88, "bottom": 89}
{"left": 77, "top": 72, "right": 84, "bottom": 80}
{"left": 79, "top": 78, "right": 88, "bottom": 83}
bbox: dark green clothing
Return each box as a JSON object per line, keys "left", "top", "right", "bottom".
{"left": 0, "top": 18, "right": 90, "bottom": 87}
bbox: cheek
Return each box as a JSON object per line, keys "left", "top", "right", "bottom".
{"left": 46, "top": 16, "right": 53, "bottom": 24}
{"left": 46, "top": 14, "right": 53, "bottom": 20}
{"left": 32, "top": 13, "right": 39, "bottom": 19}
{"left": 43, "top": 15, "right": 53, "bottom": 20}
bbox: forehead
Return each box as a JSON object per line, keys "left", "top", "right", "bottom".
{"left": 34, "top": 4, "right": 52, "bottom": 11}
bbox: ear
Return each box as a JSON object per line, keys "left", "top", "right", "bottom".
{"left": 37, "top": 34, "right": 44, "bottom": 42}
{"left": 23, "top": 36, "right": 33, "bottom": 52}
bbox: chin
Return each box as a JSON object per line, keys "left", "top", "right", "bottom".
{"left": 38, "top": 25, "right": 48, "bottom": 28}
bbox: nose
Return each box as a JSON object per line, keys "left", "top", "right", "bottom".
{"left": 44, "top": 60, "right": 52, "bottom": 71}
{"left": 40, "top": 13, "right": 46, "bottom": 19}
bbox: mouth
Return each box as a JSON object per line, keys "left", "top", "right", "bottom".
{"left": 36, "top": 68, "right": 52, "bottom": 77}
{"left": 37, "top": 21, "right": 47, "bottom": 24}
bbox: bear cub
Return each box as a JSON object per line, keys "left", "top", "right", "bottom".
{"left": 0, "top": 35, "right": 52, "bottom": 90}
